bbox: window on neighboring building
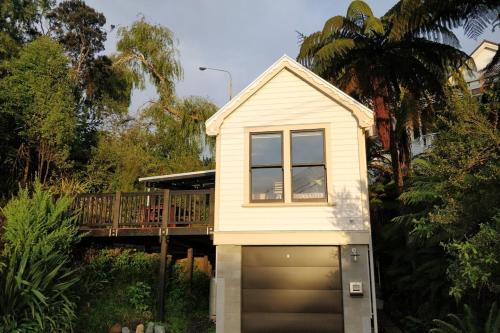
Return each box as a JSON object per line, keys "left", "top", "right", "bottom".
{"left": 250, "top": 132, "right": 283, "bottom": 201}
{"left": 291, "top": 130, "right": 326, "bottom": 201}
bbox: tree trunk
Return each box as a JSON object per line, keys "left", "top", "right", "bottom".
{"left": 373, "top": 95, "right": 391, "bottom": 151}
{"left": 398, "top": 132, "right": 411, "bottom": 178}
{"left": 390, "top": 118, "right": 404, "bottom": 192}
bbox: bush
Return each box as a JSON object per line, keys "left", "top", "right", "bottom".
{"left": 430, "top": 302, "right": 500, "bottom": 333}
{"left": 74, "top": 248, "right": 214, "bottom": 333}
{"left": 74, "top": 249, "right": 159, "bottom": 332}
{"left": 0, "top": 183, "right": 81, "bottom": 332}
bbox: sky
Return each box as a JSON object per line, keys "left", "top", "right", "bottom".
{"left": 85, "top": 0, "right": 499, "bottom": 111}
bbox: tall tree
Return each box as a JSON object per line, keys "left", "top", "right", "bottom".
{"left": 114, "top": 17, "right": 183, "bottom": 117}
{"left": 297, "top": 0, "right": 469, "bottom": 189}
{"left": 47, "top": 0, "right": 106, "bottom": 85}
{"left": 86, "top": 96, "right": 217, "bottom": 192}
{"left": 47, "top": 1, "right": 132, "bottom": 170}
{"left": 112, "top": 18, "right": 214, "bottom": 165}
{"left": 0, "top": 36, "right": 76, "bottom": 185}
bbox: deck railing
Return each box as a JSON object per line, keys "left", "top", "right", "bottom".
{"left": 73, "top": 189, "right": 214, "bottom": 231}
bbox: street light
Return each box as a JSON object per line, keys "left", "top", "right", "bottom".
{"left": 199, "top": 66, "right": 233, "bottom": 101}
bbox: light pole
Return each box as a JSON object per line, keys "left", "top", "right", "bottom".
{"left": 199, "top": 66, "right": 233, "bottom": 101}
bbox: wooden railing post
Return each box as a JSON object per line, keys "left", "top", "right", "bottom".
{"left": 111, "top": 191, "right": 121, "bottom": 235}
{"left": 157, "top": 189, "right": 170, "bottom": 321}
{"left": 208, "top": 188, "right": 215, "bottom": 227}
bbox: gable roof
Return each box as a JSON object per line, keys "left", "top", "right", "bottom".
{"left": 205, "top": 55, "right": 374, "bottom": 136}
{"left": 470, "top": 40, "right": 498, "bottom": 59}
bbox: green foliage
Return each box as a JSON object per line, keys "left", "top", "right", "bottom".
{"left": 387, "top": 0, "right": 499, "bottom": 40}
{"left": 115, "top": 17, "right": 182, "bottom": 105}
{"left": 446, "top": 215, "right": 500, "bottom": 299}
{"left": 0, "top": 36, "right": 76, "bottom": 185}
{"left": 74, "top": 248, "right": 212, "bottom": 333}
{"left": 0, "top": 182, "right": 81, "bottom": 332}
{"left": 127, "top": 282, "right": 152, "bottom": 313}
{"left": 47, "top": 0, "right": 106, "bottom": 79}
{"left": 85, "top": 126, "right": 171, "bottom": 192}
{"left": 0, "top": 0, "right": 52, "bottom": 45}
{"left": 430, "top": 302, "right": 500, "bottom": 333}
{"left": 75, "top": 249, "right": 159, "bottom": 332}
{"left": 399, "top": 91, "right": 499, "bottom": 246}
{"left": 386, "top": 86, "right": 500, "bottom": 331}
{"left": 81, "top": 18, "right": 217, "bottom": 192}
{"left": 164, "top": 265, "right": 212, "bottom": 333}
{"left": 86, "top": 95, "right": 217, "bottom": 192}
{"left": 297, "top": 0, "right": 470, "bottom": 189}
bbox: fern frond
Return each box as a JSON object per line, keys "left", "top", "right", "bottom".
{"left": 364, "top": 16, "right": 385, "bottom": 35}
{"left": 431, "top": 318, "right": 463, "bottom": 333}
{"left": 315, "top": 39, "right": 355, "bottom": 61}
{"left": 347, "top": 0, "right": 374, "bottom": 21}
{"left": 321, "top": 16, "right": 346, "bottom": 39}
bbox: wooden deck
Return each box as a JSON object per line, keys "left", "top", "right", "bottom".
{"left": 73, "top": 189, "right": 214, "bottom": 237}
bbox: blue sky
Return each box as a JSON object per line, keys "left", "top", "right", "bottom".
{"left": 85, "top": 0, "right": 499, "bottom": 110}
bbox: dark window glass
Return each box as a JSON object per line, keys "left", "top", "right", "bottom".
{"left": 250, "top": 132, "right": 283, "bottom": 202}
{"left": 292, "top": 166, "right": 326, "bottom": 200}
{"left": 251, "top": 133, "right": 282, "bottom": 166}
{"left": 251, "top": 168, "right": 283, "bottom": 201}
{"left": 292, "top": 131, "right": 324, "bottom": 165}
{"left": 291, "top": 130, "right": 326, "bottom": 201}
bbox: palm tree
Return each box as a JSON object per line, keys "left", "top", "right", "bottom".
{"left": 297, "top": 0, "right": 470, "bottom": 189}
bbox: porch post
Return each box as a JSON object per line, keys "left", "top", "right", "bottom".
{"left": 156, "top": 189, "right": 170, "bottom": 321}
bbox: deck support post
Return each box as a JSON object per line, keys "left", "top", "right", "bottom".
{"left": 157, "top": 234, "right": 169, "bottom": 321}
{"left": 186, "top": 248, "right": 194, "bottom": 290}
{"left": 156, "top": 189, "right": 170, "bottom": 321}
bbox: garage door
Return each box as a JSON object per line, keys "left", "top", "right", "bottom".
{"left": 242, "top": 246, "right": 343, "bottom": 333}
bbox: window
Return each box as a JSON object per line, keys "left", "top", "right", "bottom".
{"left": 291, "top": 130, "right": 326, "bottom": 201}
{"left": 250, "top": 132, "right": 283, "bottom": 201}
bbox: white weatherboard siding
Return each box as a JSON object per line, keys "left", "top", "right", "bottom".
{"left": 218, "top": 68, "right": 366, "bottom": 232}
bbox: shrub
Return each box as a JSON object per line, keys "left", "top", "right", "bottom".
{"left": 430, "top": 302, "right": 500, "bottom": 333}
{"left": 74, "top": 249, "right": 159, "bottom": 332}
{"left": 127, "top": 282, "right": 153, "bottom": 313}
{"left": 0, "top": 182, "right": 81, "bottom": 332}
{"left": 74, "top": 248, "right": 214, "bottom": 333}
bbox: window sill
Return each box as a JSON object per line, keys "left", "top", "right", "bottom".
{"left": 242, "top": 202, "right": 335, "bottom": 208}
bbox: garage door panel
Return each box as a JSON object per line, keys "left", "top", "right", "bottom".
{"left": 242, "top": 289, "right": 343, "bottom": 313}
{"left": 242, "top": 266, "right": 341, "bottom": 290}
{"left": 243, "top": 246, "right": 340, "bottom": 267}
{"left": 242, "top": 246, "right": 343, "bottom": 333}
{"left": 242, "top": 313, "right": 343, "bottom": 333}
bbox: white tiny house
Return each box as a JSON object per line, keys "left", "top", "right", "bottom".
{"left": 206, "top": 55, "right": 377, "bottom": 333}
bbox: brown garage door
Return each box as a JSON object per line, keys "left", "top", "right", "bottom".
{"left": 242, "top": 246, "right": 343, "bottom": 333}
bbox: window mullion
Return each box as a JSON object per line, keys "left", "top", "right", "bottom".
{"left": 283, "top": 129, "right": 292, "bottom": 203}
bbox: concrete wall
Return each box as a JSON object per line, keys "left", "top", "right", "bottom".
{"left": 341, "top": 245, "right": 373, "bottom": 333}
{"left": 215, "top": 245, "right": 242, "bottom": 333}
